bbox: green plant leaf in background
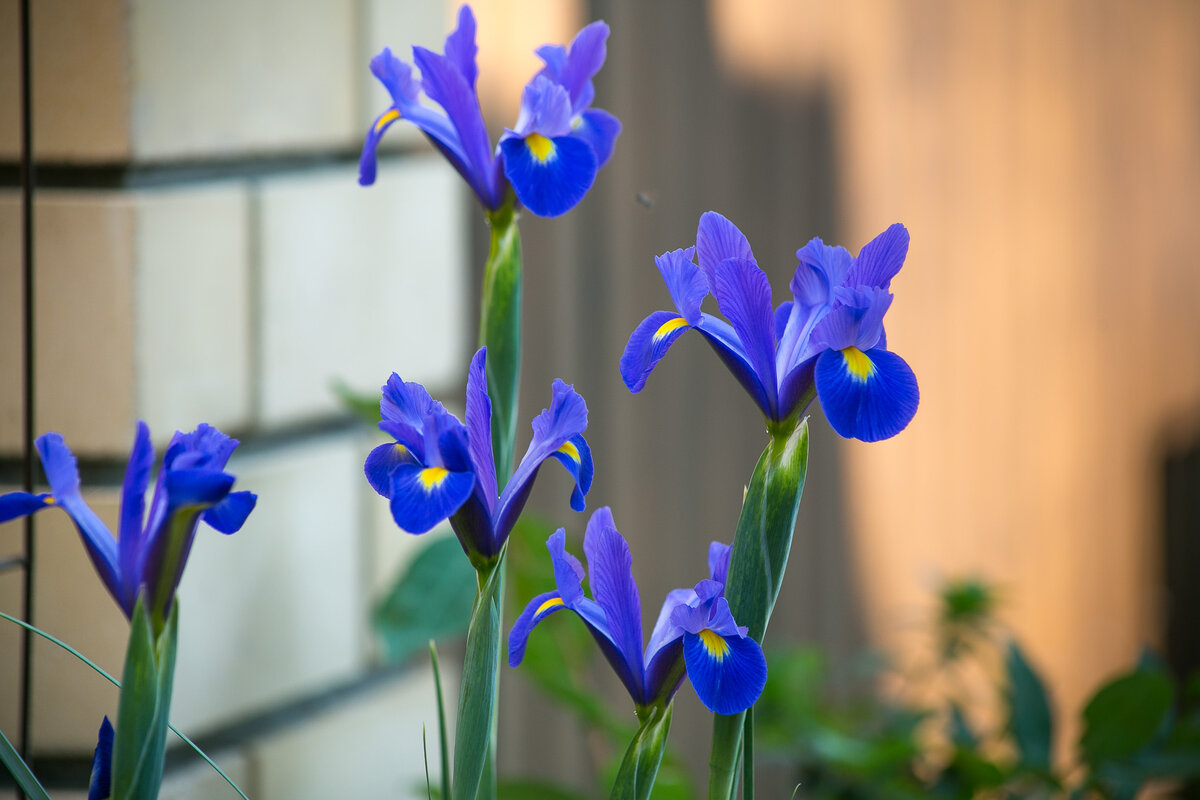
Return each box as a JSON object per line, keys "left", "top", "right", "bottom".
{"left": 1081, "top": 669, "right": 1174, "bottom": 766}
{"left": 373, "top": 534, "right": 477, "bottom": 664}
{"left": 331, "top": 379, "right": 384, "bottom": 426}
{"left": 453, "top": 554, "right": 504, "bottom": 800}
{"left": 1006, "top": 641, "right": 1054, "bottom": 772}
{"left": 0, "top": 726, "right": 52, "bottom": 800}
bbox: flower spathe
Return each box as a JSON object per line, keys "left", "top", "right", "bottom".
{"left": 365, "top": 347, "right": 594, "bottom": 561}
{"left": 508, "top": 507, "right": 767, "bottom": 716}
{"left": 0, "top": 422, "right": 256, "bottom": 629}
{"left": 359, "top": 5, "right": 621, "bottom": 218}
{"left": 620, "top": 212, "right": 920, "bottom": 441}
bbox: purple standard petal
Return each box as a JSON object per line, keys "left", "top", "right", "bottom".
{"left": 371, "top": 47, "right": 422, "bottom": 108}
{"left": 203, "top": 490, "right": 257, "bottom": 534}
{"left": 509, "top": 76, "right": 574, "bottom": 138}
{"left": 381, "top": 373, "right": 445, "bottom": 429}
{"left": 645, "top": 587, "right": 697, "bottom": 667}
{"left": 696, "top": 211, "right": 756, "bottom": 285}
{"left": 494, "top": 379, "right": 589, "bottom": 539}
{"left": 711, "top": 258, "right": 780, "bottom": 417}
{"left": 793, "top": 238, "right": 853, "bottom": 307}
{"left": 811, "top": 287, "right": 892, "bottom": 353}
{"left": 465, "top": 347, "right": 497, "bottom": 512}
{"left": 620, "top": 310, "right": 695, "bottom": 394}
{"left": 535, "top": 43, "right": 568, "bottom": 81}
{"left": 846, "top": 223, "right": 909, "bottom": 290}
{"left": 556, "top": 21, "right": 610, "bottom": 110}
{"left": 442, "top": 5, "right": 479, "bottom": 89}
{"left": 117, "top": 422, "right": 154, "bottom": 613}
{"left": 508, "top": 589, "right": 570, "bottom": 667}
{"left": 500, "top": 131, "right": 597, "bottom": 217}
{"left": 0, "top": 491, "right": 53, "bottom": 522}
{"left": 582, "top": 507, "right": 646, "bottom": 701}
{"left": 656, "top": 248, "right": 708, "bottom": 325}
{"left": 389, "top": 463, "right": 476, "bottom": 534}
{"left": 35, "top": 433, "right": 120, "bottom": 601}
{"left": 547, "top": 528, "right": 585, "bottom": 605}
{"left": 693, "top": 314, "right": 775, "bottom": 415}
{"left": 815, "top": 347, "right": 919, "bottom": 442}
{"left": 411, "top": 45, "right": 501, "bottom": 209}
{"left": 708, "top": 542, "right": 731, "bottom": 586}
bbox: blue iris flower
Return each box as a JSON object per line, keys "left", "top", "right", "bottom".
{"left": 620, "top": 212, "right": 920, "bottom": 442}
{"left": 87, "top": 717, "right": 113, "bottom": 800}
{"left": 509, "top": 508, "right": 767, "bottom": 716}
{"left": 0, "top": 423, "right": 257, "bottom": 626}
{"left": 365, "top": 347, "right": 594, "bottom": 561}
{"left": 359, "top": 5, "right": 620, "bottom": 218}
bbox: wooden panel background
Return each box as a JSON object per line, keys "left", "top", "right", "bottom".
{"left": 465, "top": 0, "right": 1200, "bottom": 792}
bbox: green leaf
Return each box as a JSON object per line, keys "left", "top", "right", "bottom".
{"left": 480, "top": 203, "right": 523, "bottom": 485}
{"left": 1081, "top": 670, "right": 1174, "bottom": 766}
{"left": 430, "top": 641, "right": 452, "bottom": 800}
{"left": 709, "top": 418, "right": 810, "bottom": 800}
{"left": 497, "top": 779, "right": 590, "bottom": 800}
{"left": 0, "top": 726, "right": 52, "bottom": 800}
{"left": 331, "top": 379, "right": 383, "bottom": 425}
{"left": 610, "top": 704, "right": 674, "bottom": 800}
{"left": 112, "top": 597, "right": 178, "bottom": 800}
{"left": 1006, "top": 641, "right": 1054, "bottom": 772}
{"left": 452, "top": 557, "right": 504, "bottom": 800}
{"left": 948, "top": 702, "right": 977, "bottom": 750}
{"left": 373, "top": 533, "right": 477, "bottom": 663}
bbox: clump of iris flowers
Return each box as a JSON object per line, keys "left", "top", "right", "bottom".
{"left": 0, "top": 422, "right": 256, "bottom": 632}
{"left": 359, "top": 5, "right": 620, "bottom": 218}
{"left": 621, "top": 212, "right": 920, "bottom": 442}
{"left": 365, "top": 347, "right": 593, "bottom": 565}
{"left": 509, "top": 507, "right": 767, "bottom": 716}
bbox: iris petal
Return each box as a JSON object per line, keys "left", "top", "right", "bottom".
{"left": 364, "top": 441, "right": 418, "bottom": 496}
{"left": 500, "top": 133, "right": 597, "bottom": 218}
{"left": 620, "top": 310, "right": 693, "bottom": 393}
{"left": 815, "top": 347, "right": 919, "bottom": 442}
{"left": 388, "top": 463, "right": 475, "bottom": 534}
{"left": 87, "top": 716, "right": 113, "bottom": 800}
{"left": 656, "top": 248, "right": 707, "bottom": 325}
{"left": 557, "top": 21, "right": 610, "bottom": 107}
{"left": 711, "top": 258, "right": 780, "bottom": 416}
{"left": 465, "top": 347, "right": 497, "bottom": 512}
{"left": 846, "top": 223, "right": 909, "bottom": 290}
{"left": 583, "top": 508, "right": 646, "bottom": 700}
{"left": 696, "top": 211, "right": 755, "bottom": 284}
{"left": 574, "top": 108, "right": 621, "bottom": 168}
{"left": 708, "top": 541, "right": 731, "bottom": 585}
{"left": 0, "top": 492, "right": 53, "bottom": 523}
{"left": 683, "top": 630, "right": 768, "bottom": 715}
{"left": 117, "top": 421, "right": 154, "bottom": 610}
{"left": 550, "top": 434, "right": 593, "bottom": 512}
{"left": 203, "top": 490, "right": 257, "bottom": 534}
{"left": 508, "top": 590, "right": 569, "bottom": 667}
{"left": 547, "top": 528, "right": 585, "bottom": 604}
{"left": 442, "top": 5, "right": 479, "bottom": 89}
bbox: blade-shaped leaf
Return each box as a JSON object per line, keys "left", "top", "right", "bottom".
{"left": 431, "top": 641, "right": 452, "bottom": 800}
{"left": 373, "top": 533, "right": 476, "bottom": 663}
{"left": 0, "top": 726, "right": 51, "bottom": 800}
{"left": 480, "top": 203, "right": 523, "bottom": 486}
{"left": 1007, "top": 641, "right": 1053, "bottom": 772}
{"left": 709, "top": 417, "right": 810, "bottom": 800}
{"left": 453, "top": 556, "right": 504, "bottom": 800}
{"left": 112, "top": 597, "right": 176, "bottom": 800}
{"left": 610, "top": 704, "right": 674, "bottom": 800}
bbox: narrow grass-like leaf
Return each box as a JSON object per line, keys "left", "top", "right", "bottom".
{"left": 742, "top": 707, "right": 755, "bottom": 800}
{"left": 453, "top": 556, "right": 504, "bottom": 800}
{"left": 431, "top": 640, "right": 452, "bottom": 800}
{"left": 0, "top": 725, "right": 51, "bottom": 800}
{"left": 480, "top": 203, "right": 523, "bottom": 485}
{"left": 709, "top": 417, "right": 809, "bottom": 800}
{"left": 0, "top": 611, "right": 248, "bottom": 799}
{"left": 610, "top": 704, "right": 674, "bottom": 800}
{"left": 1006, "top": 641, "right": 1053, "bottom": 771}
{"left": 112, "top": 597, "right": 163, "bottom": 800}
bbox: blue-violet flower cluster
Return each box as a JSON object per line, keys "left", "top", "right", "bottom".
{"left": 365, "top": 347, "right": 593, "bottom": 561}
{"left": 0, "top": 422, "right": 256, "bottom": 625}
{"left": 621, "top": 212, "right": 920, "bottom": 441}
{"left": 359, "top": 5, "right": 621, "bottom": 218}
{"left": 509, "top": 507, "right": 767, "bottom": 715}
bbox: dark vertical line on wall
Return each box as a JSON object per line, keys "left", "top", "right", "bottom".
{"left": 247, "top": 184, "right": 264, "bottom": 427}
{"left": 18, "top": 0, "right": 37, "bottom": 784}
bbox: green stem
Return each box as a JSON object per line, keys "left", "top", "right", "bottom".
{"left": 708, "top": 415, "right": 810, "bottom": 800}
{"left": 480, "top": 203, "right": 522, "bottom": 487}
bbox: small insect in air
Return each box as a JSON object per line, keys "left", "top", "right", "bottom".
{"left": 635, "top": 191, "right": 656, "bottom": 209}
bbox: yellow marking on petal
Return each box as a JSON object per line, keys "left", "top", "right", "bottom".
{"left": 374, "top": 108, "right": 401, "bottom": 133}
{"left": 418, "top": 466, "right": 450, "bottom": 490}
{"left": 525, "top": 133, "right": 556, "bottom": 163}
{"left": 841, "top": 347, "right": 876, "bottom": 383}
{"left": 699, "top": 629, "right": 729, "bottom": 661}
{"left": 44, "top": 496, "right": 56, "bottom": 506}
{"left": 536, "top": 597, "right": 565, "bottom": 617}
{"left": 653, "top": 316, "right": 689, "bottom": 343}
{"left": 557, "top": 440, "right": 580, "bottom": 464}
{"left": 393, "top": 443, "right": 409, "bottom": 457}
